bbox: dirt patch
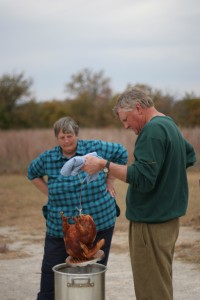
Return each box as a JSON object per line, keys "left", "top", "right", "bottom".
{"left": 175, "top": 240, "right": 200, "bottom": 265}
{"left": 0, "top": 226, "right": 44, "bottom": 260}
{"left": 174, "top": 226, "right": 200, "bottom": 266}
{"left": 1, "top": 224, "right": 200, "bottom": 266}
{"left": 0, "top": 226, "right": 200, "bottom": 300}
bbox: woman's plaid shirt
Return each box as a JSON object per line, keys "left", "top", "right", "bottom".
{"left": 28, "top": 139, "right": 128, "bottom": 237}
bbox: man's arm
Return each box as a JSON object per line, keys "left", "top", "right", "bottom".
{"left": 31, "top": 177, "right": 48, "bottom": 196}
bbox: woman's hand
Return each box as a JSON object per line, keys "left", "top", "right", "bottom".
{"left": 106, "top": 175, "right": 116, "bottom": 198}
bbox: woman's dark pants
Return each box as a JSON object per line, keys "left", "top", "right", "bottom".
{"left": 37, "top": 226, "right": 114, "bottom": 300}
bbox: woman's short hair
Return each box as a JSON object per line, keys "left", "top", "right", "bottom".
{"left": 53, "top": 117, "right": 79, "bottom": 137}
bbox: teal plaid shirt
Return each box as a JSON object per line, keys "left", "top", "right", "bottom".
{"left": 28, "top": 139, "right": 128, "bottom": 237}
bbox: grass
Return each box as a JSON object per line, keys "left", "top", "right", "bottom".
{"left": 175, "top": 241, "right": 200, "bottom": 265}
{"left": 0, "top": 172, "right": 199, "bottom": 264}
{"left": 0, "top": 175, "right": 46, "bottom": 233}
{"left": 0, "top": 127, "right": 199, "bottom": 174}
{"left": 180, "top": 172, "right": 200, "bottom": 229}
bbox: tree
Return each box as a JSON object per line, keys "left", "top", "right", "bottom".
{"left": 65, "top": 68, "right": 112, "bottom": 101}
{"left": 172, "top": 98, "right": 200, "bottom": 127}
{"left": 0, "top": 72, "right": 33, "bottom": 128}
{"left": 39, "top": 100, "right": 71, "bottom": 127}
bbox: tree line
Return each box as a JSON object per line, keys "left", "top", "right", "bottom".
{"left": 0, "top": 70, "right": 200, "bottom": 129}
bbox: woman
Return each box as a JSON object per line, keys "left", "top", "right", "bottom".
{"left": 27, "top": 116, "right": 128, "bottom": 300}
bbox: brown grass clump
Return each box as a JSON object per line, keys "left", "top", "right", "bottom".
{"left": 180, "top": 171, "right": 200, "bottom": 231}
{"left": 0, "top": 247, "right": 31, "bottom": 260}
{"left": 0, "top": 243, "right": 9, "bottom": 254}
{"left": 0, "top": 234, "right": 32, "bottom": 260}
{"left": 175, "top": 240, "right": 200, "bottom": 266}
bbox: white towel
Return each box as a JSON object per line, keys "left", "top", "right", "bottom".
{"left": 60, "top": 151, "right": 100, "bottom": 183}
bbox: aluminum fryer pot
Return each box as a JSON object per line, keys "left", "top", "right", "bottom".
{"left": 53, "top": 263, "right": 107, "bottom": 300}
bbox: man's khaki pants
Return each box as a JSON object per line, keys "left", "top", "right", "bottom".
{"left": 129, "top": 218, "right": 179, "bottom": 300}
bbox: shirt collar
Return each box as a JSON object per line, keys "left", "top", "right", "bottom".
{"left": 55, "top": 140, "right": 85, "bottom": 160}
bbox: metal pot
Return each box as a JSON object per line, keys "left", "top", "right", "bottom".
{"left": 53, "top": 263, "right": 107, "bottom": 300}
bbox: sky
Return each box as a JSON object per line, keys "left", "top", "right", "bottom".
{"left": 1, "top": 0, "right": 200, "bottom": 101}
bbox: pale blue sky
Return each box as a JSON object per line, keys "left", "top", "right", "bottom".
{"left": 1, "top": 0, "right": 200, "bottom": 101}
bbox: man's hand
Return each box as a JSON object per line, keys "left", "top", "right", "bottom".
{"left": 83, "top": 156, "right": 128, "bottom": 183}
{"left": 82, "top": 156, "right": 106, "bottom": 174}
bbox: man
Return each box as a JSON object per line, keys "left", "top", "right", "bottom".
{"left": 82, "top": 88, "right": 196, "bottom": 300}
{"left": 27, "top": 116, "right": 128, "bottom": 300}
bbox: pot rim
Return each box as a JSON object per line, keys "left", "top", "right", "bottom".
{"left": 53, "top": 263, "right": 107, "bottom": 276}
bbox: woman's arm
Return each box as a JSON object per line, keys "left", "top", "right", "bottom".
{"left": 31, "top": 177, "right": 48, "bottom": 196}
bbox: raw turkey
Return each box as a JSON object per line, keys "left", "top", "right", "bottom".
{"left": 61, "top": 212, "right": 105, "bottom": 260}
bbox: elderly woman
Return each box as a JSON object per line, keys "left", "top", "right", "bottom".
{"left": 27, "top": 116, "right": 128, "bottom": 300}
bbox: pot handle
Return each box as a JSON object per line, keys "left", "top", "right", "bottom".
{"left": 67, "top": 277, "right": 94, "bottom": 288}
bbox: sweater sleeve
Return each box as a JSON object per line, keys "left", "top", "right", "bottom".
{"left": 126, "top": 136, "right": 165, "bottom": 193}
{"left": 185, "top": 139, "right": 196, "bottom": 168}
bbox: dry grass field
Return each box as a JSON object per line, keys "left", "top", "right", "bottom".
{"left": 0, "top": 128, "right": 199, "bottom": 263}
{"left": 0, "top": 127, "right": 199, "bottom": 174}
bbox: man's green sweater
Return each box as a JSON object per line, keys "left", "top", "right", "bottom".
{"left": 126, "top": 116, "right": 196, "bottom": 223}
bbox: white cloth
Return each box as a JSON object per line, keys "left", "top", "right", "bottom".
{"left": 60, "top": 151, "right": 100, "bottom": 183}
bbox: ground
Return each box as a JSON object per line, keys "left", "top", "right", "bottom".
{"left": 0, "top": 225, "right": 200, "bottom": 300}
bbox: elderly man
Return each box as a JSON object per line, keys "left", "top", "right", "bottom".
{"left": 82, "top": 88, "right": 196, "bottom": 300}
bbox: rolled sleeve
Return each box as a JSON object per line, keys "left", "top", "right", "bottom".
{"left": 27, "top": 153, "right": 46, "bottom": 180}
{"left": 99, "top": 141, "right": 128, "bottom": 165}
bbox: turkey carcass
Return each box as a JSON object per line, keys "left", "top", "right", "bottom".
{"left": 61, "top": 212, "right": 105, "bottom": 260}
